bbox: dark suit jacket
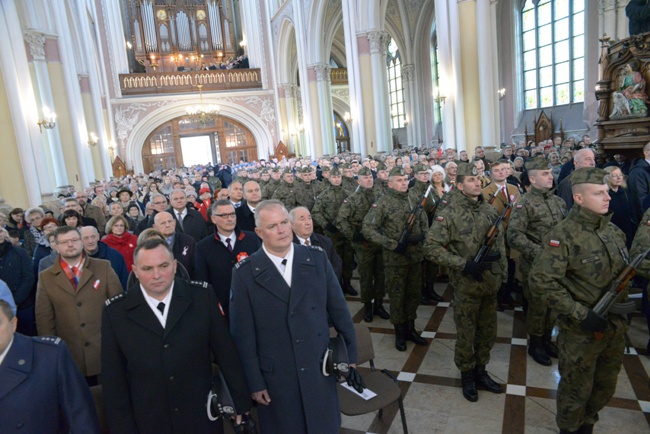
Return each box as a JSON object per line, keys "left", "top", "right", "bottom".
{"left": 292, "top": 233, "right": 342, "bottom": 280}
{"left": 195, "top": 228, "right": 261, "bottom": 317}
{"left": 101, "top": 279, "right": 251, "bottom": 434}
{"left": 0, "top": 334, "right": 100, "bottom": 433}
{"left": 235, "top": 200, "right": 256, "bottom": 232}
{"left": 230, "top": 245, "right": 357, "bottom": 434}
{"left": 171, "top": 233, "right": 196, "bottom": 279}
{"left": 170, "top": 207, "right": 209, "bottom": 242}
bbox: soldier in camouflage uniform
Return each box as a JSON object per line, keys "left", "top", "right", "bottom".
{"left": 294, "top": 167, "right": 318, "bottom": 211}
{"left": 262, "top": 168, "right": 282, "bottom": 199}
{"left": 630, "top": 208, "right": 650, "bottom": 354}
{"left": 313, "top": 168, "right": 357, "bottom": 296}
{"left": 529, "top": 167, "right": 629, "bottom": 434}
{"left": 423, "top": 162, "right": 506, "bottom": 402}
{"left": 507, "top": 157, "right": 567, "bottom": 366}
{"left": 409, "top": 163, "right": 445, "bottom": 305}
{"left": 258, "top": 168, "right": 270, "bottom": 190}
{"left": 363, "top": 167, "right": 428, "bottom": 351}
{"left": 341, "top": 164, "right": 358, "bottom": 194}
{"left": 272, "top": 169, "right": 299, "bottom": 210}
{"left": 373, "top": 162, "right": 389, "bottom": 200}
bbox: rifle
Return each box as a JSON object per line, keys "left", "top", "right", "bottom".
{"left": 397, "top": 185, "right": 433, "bottom": 249}
{"left": 474, "top": 200, "right": 513, "bottom": 265}
{"left": 592, "top": 247, "right": 650, "bottom": 340}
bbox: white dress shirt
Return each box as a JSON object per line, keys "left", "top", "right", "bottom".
{"left": 141, "top": 283, "right": 174, "bottom": 328}
{"left": 263, "top": 243, "right": 294, "bottom": 287}
{"left": 295, "top": 235, "right": 311, "bottom": 246}
{"left": 0, "top": 337, "right": 14, "bottom": 367}
{"left": 218, "top": 232, "right": 237, "bottom": 250}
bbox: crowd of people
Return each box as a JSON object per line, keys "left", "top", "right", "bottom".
{"left": 1, "top": 134, "right": 649, "bottom": 434}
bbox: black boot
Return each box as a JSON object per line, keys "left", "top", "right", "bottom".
{"left": 543, "top": 330, "right": 559, "bottom": 358}
{"left": 363, "top": 303, "right": 373, "bottom": 323}
{"left": 559, "top": 429, "right": 578, "bottom": 434}
{"left": 577, "top": 425, "right": 594, "bottom": 434}
{"left": 373, "top": 301, "right": 390, "bottom": 320}
{"left": 425, "top": 282, "right": 444, "bottom": 303}
{"left": 474, "top": 366, "right": 503, "bottom": 394}
{"left": 405, "top": 321, "right": 427, "bottom": 346}
{"left": 420, "top": 284, "right": 433, "bottom": 305}
{"left": 460, "top": 370, "right": 478, "bottom": 402}
{"left": 528, "top": 335, "right": 552, "bottom": 366}
{"left": 394, "top": 324, "right": 407, "bottom": 352}
{"left": 341, "top": 279, "right": 358, "bottom": 296}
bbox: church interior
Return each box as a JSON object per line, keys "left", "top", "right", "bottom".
{"left": 1, "top": 0, "right": 650, "bottom": 432}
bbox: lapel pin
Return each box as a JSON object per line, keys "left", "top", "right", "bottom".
{"left": 18, "top": 359, "right": 25, "bottom": 365}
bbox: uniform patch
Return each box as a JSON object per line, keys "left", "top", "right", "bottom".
{"left": 646, "top": 220, "right": 650, "bottom": 226}
{"left": 549, "top": 240, "right": 560, "bottom": 247}
{"left": 191, "top": 280, "right": 209, "bottom": 288}
{"left": 580, "top": 256, "right": 600, "bottom": 264}
{"left": 371, "top": 203, "right": 378, "bottom": 208}
{"left": 437, "top": 216, "right": 444, "bottom": 221}
{"left": 36, "top": 336, "right": 62, "bottom": 345}
{"left": 105, "top": 293, "right": 125, "bottom": 306}
{"left": 236, "top": 252, "right": 249, "bottom": 262}
{"left": 516, "top": 204, "right": 523, "bottom": 209}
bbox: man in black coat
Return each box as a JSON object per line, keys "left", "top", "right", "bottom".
{"left": 195, "top": 200, "right": 261, "bottom": 317}
{"left": 235, "top": 181, "right": 263, "bottom": 231}
{"left": 628, "top": 143, "right": 650, "bottom": 220}
{"left": 81, "top": 226, "right": 129, "bottom": 290}
{"left": 169, "top": 189, "right": 209, "bottom": 242}
{"left": 0, "top": 229, "right": 35, "bottom": 336}
{"left": 135, "top": 193, "right": 169, "bottom": 235}
{"left": 290, "top": 206, "right": 343, "bottom": 280}
{"left": 230, "top": 200, "right": 357, "bottom": 434}
{"left": 153, "top": 212, "right": 196, "bottom": 279}
{"left": 101, "top": 239, "right": 251, "bottom": 434}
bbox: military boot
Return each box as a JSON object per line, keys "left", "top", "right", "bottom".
{"left": 577, "top": 425, "right": 594, "bottom": 434}
{"left": 373, "top": 301, "right": 390, "bottom": 320}
{"left": 543, "top": 330, "right": 559, "bottom": 358}
{"left": 341, "top": 279, "right": 358, "bottom": 296}
{"left": 460, "top": 370, "right": 478, "bottom": 402}
{"left": 394, "top": 324, "right": 407, "bottom": 352}
{"left": 405, "top": 321, "right": 428, "bottom": 346}
{"left": 363, "top": 303, "right": 373, "bottom": 323}
{"left": 558, "top": 430, "right": 578, "bottom": 434}
{"left": 474, "top": 366, "right": 503, "bottom": 394}
{"left": 528, "top": 336, "right": 552, "bottom": 366}
{"left": 425, "top": 282, "right": 444, "bottom": 303}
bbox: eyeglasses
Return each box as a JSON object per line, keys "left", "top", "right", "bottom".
{"left": 152, "top": 201, "right": 167, "bottom": 205}
{"left": 43, "top": 224, "right": 58, "bottom": 230}
{"left": 215, "top": 212, "right": 236, "bottom": 218}
{"left": 57, "top": 238, "right": 81, "bottom": 245}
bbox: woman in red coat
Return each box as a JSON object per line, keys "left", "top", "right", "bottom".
{"left": 102, "top": 215, "right": 137, "bottom": 272}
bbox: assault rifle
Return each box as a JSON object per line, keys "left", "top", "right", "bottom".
{"left": 592, "top": 247, "right": 650, "bottom": 340}
{"left": 395, "top": 185, "right": 433, "bottom": 252}
{"left": 474, "top": 199, "right": 513, "bottom": 265}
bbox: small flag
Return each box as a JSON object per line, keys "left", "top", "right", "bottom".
{"left": 549, "top": 240, "right": 560, "bottom": 247}
{"left": 93, "top": 279, "right": 101, "bottom": 291}
{"left": 437, "top": 216, "right": 444, "bottom": 221}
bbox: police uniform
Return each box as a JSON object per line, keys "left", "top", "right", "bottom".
{"left": 529, "top": 167, "right": 629, "bottom": 434}
{"left": 0, "top": 334, "right": 100, "bottom": 433}
{"left": 423, "top": 163, "right": 506, "bottom": 402}
{"left": 362, "top": 167, "right": 428, "bottom": 350}
{"left": 507, "top": 157, "right": 567, "bottom": 366}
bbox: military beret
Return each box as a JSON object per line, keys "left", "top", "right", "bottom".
{"left": 282, "top": 168, "right": 293, "bottom": 175}
{"left": 330, "top": 168, "right": 341, "bottom": 176}
{"left": 321, "top": 166, "right": 331, "bottom": 172}
{"left": 260, "top": 168, "right": 269, "bottom": 174}
{"left": 412, "top": 163, "right": 428, "bottom": 173}
{"left": 247, "top": 167, "right": 259, "bottom": 173}
{"left": 358, "top": 167, "right": 373, "bottom": 176}
{"left": 456, "top": 162, "right": 479, "bottom": 177}
{"left": 388, "top": 167, "right": 406, "bottom": 177}
{"left": 570, "top": 167, "right": 608, "bottom": 186}
{"left": 376, "top": 162, "right": 387, "bottom": 171}
{"left": 340, "top": 163, "right": 351, "bottom": 169}
{"left": 300, "top": 166, "right": 314, "bottom": 173}
{"left": 525, "top": 157, "right": 552, "bottom": 171}
{"left": 271, "top": 167, "right": 281, "bottom": 173}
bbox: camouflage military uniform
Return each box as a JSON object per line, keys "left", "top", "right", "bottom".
{"left": 630, "top": 208, "right": 650, "bottom": 278}
{"left": 294, "top": 177, "right": 318, "bottom": 211}
{"left": 424, "top": 191, "right": 507, "bottom": 372}
{"left": 373, "top": 178, "right": 388, "bottom": 201}
{"left": 362, "top": 187, "right": 427, "bottom": 326}
{"left": 529, "top": 169, "right": 629, "bottom": 433}
{"left": 272, "top": 180, "right": 298, "bottom": 209}
{"left": 262, "top": 179, "right": 280, "bottom": 199}
{"left": 507, "top": 185, "right": 567, "bottom": 338}
{"left": 337, "top": 185, "right": 384, "bottom": 304}
{"left": 342, "top": 173, "right": 358, "bottom": 195}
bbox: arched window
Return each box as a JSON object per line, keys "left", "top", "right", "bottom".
{"left": 387, "top": 38, "right": 405, "bottom": 129}
{"left": 521, "top": 0, "right": 585, "bottom": 109}
{"left": 431, "top": 39, "right": 442, "bottom": 125}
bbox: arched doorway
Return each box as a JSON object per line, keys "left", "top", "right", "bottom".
{"left": 142, "top": 115, "right": 257, "bottom": 172}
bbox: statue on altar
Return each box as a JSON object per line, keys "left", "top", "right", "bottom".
{"left": 610, "top": 60, "right": 649, "bottom": 119}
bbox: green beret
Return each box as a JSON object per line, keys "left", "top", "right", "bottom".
{"left": 456, "top": 163, "right": 478, "bottom": 177}
{"left": 358, "top": 167, "right": 373, "bottom": 176}
{"left": 570, "top": 167, "right": 608, "bottom": 186}
{"left": 412, "top": 163, "right": 428, "bottom": 173}
{"left": 388, "top": 167, "right": 406, "bottom": 177}
{"left": 282, "top": 168, "right": 293, "bottom": 175}
{"left": 300, "top": 166, "right": 314, "bottom": 174}
{"left": 376, "top": 162, "right": 387, "bottom": 171}
{"left": 321, "top": 166, "right": 331, "bottom": 172}
{"left": 330, "top": 168, "right": 341, "bottom": 176}
{"left": 525, "top": 157, "right": 551, "bottom": 171}
{"left": 271, "top": 167, "right": 281, "bottom": 173}
{"left": 247, "top": 168, "right": 259, "bottom": 173}
{"left": 260, "top": 168, "right": 269, "bottom": 174}
{"left": 340, "top": 163, "right": 351, "bottom": 170}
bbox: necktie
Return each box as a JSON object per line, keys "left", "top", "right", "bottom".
{"left": 71, "top": 266, "right": 79, "bottom": 288}
{"left": 157, "top": 302, "right": 165, "bottom": 315}
{"left": 280, "top": 258, "right": 287, "bottom": 272}
{"left": 502, "top": 186, "right": 508, "bottom": 203}
{"left": 304, "top": 239, "right": 310, "bottom": 246}
{"left": 177, "top": 212, "right": 184, "bottom": 230}
{"left": 226, "top": 238, "right": 233, "bottom": 252}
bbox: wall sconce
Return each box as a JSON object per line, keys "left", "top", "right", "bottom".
{"left": 88, "top": 132, "right": 98, "bottom": 147}
{"left": 433, "top": 87, "right": 446, "bottom": 105}
{"left": 149, "top": 54, "right": 159, "bottom": 71}
{"left": 126, "top": 41, "right": 132, "bottom": 50}
{"left": 343, "top": 112, "right": 353, "bottom": 123}
{"left": 498, "top": 88, "right": 506, "bottom": 101}
{"left": 37, "top": 107, "right": 57, "bottom": 133}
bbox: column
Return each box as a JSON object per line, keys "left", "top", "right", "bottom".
{"left": 0, "top": 1, "right": 47, "bottom": 204}
{"left": 24, "top": 31, "right": 69, "bottom": 188}
{"left": 434, "top": 0, "right": 459, "bottom": 149}
{"left": 448, "top": 0, "right": 467, "bottom": 149}
{"left": 602, "top": 0, "right": 617, "bottom": 39}
{"left": 239, "top": 0, "right": 262, "bottom": 69}
{"left": 402, "top": 64, "right": 416, "bottom": 148}
{"left": 457, "top": 0, "right": 481, "bottom": 151}
{"left": 477, "top": 0, "right": 499, "bottom": 147}
{"left": 367, "top": 31, "right": 392, "bottom": 154}
{"left": 616, "top": 0, "right": 630, "bottom": 39}
{"left": 305, "top": 63, "right": 335, "bottom": 157}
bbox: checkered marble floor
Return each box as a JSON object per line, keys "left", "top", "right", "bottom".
{"left": 338, "top": 280, "right": 650, "bottom": 434}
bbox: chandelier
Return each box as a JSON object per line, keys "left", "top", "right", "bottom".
{"left": 186, "top": 85, "right": 220, "bottom": 125}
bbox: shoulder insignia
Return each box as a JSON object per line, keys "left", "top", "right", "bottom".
{"left": 234, "top": 256, "right": 251, "bottom": 270}
{"left": 190, "top": 280, "right": 209, "bottom": 288}
{"left": 516, "top": 204, "right": 523, "bottom": 209}
{"left": 549, "top": 240, "right": 560, "bottom": 247}
{"left": 307, "top": 245, "right": 325, "bottom": 253}
{"left": 437, "top": 216, "right": 444, "bottom": 221}
{"left": 105, "top": 293, "right": 125, "bottom": 306}
{"left": 371, "top": 203, "right": 378, "bottom": 208}
{"left": 35, "top": 336, "right": 62, "bottom": 345}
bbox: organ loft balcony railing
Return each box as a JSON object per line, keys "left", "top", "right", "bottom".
{"left": 118, "top": 68, "right": 263, "bottom": 95}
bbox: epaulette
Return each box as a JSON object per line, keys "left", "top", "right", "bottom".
{"left": 105, "top": 293, "right": 125, "bottom": 306}
{"left": 234, "top": 256, "right": 251, "bottom": 270}
{"left": 306, "top": 245, "right": 325, "bottom": 253}
{"left": 34, "top": 336, "right": 62, "bottom": 345}
{"left": 190, "top": 280, "right": 209, "bottom": 289}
